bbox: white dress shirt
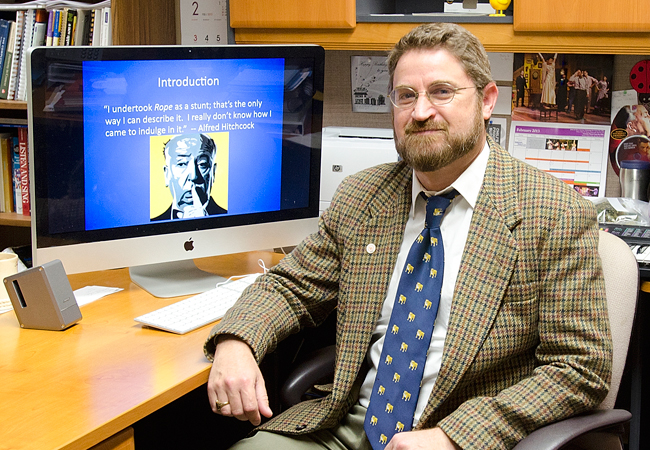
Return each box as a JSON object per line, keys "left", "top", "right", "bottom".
{"left": 358, "top": 141, "right": 490, "bottom": 424}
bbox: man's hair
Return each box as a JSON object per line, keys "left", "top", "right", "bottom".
{"left": 163, "top": 133, "right": 217, "bottom": 158}
{"left": 387, "top": 23, "right": 493, "bottom": 93}
{"left": 198, "top": 133, "right": 217, "bottom": 155}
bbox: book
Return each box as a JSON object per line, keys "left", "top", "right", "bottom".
{"left": 87, "top": 9, "right": 96, "bottom": 46}
{"left": 58, "top": 8, "right": 68, "bottom": 46}
{"left": 32, "top": 9, "right": 48, "bottom": 48}
{"left": 16, "top": 10, "right": 37, "bottom": 102}
{"left": 100, "top": 7, "right": 111, "bottom": 46}
{"left": 0, "top": 19, "right": 11, "bottom": 85}
{"left": 91, "top": 8, "right": 101, "bottom": 46}
{"left": 7, "top": 11, "right": 24, "bottom": 100}
{"left": 74, "top": 9, "right": 90, "bottom": 46}
{"left": 45, "top": 10, "right": 54, "bottom": 46}
{"left": 0, "top": 134, "right": 14, "bottom": 212}
{"left": 65, "top": 9, "right": 77, "bottom": 46}
{"left": 0, "top": 21, "right": 16, "bottom": 99}
{"left": 18, "top": 128, "right": 29, "bottom": 216}
{"left": 69, "top": 9, "right": 77, "bottom": 45}
{"left": 52, "top": 10, "right": 62, "bottom": 46}
{"left": 11, "top": 136, "right": 21, "bottom": 215}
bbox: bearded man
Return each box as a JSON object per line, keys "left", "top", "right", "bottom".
{"left": 204, "top": 23, "right": 612, "bottom": 450}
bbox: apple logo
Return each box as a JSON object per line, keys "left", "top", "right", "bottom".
{"left": 184, "top": 238, "right": 194, "bottom": 251}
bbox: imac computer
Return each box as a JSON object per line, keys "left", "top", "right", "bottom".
{"left": 27, "top": 44, "right": 324, "bottom": 297}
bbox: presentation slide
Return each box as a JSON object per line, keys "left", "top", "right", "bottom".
{"left": 81, "top": 58, "right": 285, "bottom": 230}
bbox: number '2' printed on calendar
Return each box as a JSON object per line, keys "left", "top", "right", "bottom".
{"left": 179, "top": 0, "right": 229, "bottom": 45}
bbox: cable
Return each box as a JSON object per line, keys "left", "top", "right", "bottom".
{"left": 214, "top": 259, "right": 269, "bottom": 288}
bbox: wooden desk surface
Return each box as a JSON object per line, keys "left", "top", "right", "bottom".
{"left": 0, "top": 251, "right": 283, "bottom": 450}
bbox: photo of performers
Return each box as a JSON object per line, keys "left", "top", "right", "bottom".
{"left": 512, "top": 53, "right": 613, "bottom": 125}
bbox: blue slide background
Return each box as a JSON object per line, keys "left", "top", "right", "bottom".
{"left": 82, "top": 58, "right": 285, "bottom": 230}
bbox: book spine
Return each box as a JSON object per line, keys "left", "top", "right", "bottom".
{"left": 16, "top": 11, "right": 36, "bottom": 102}
{"left": 59, "top": 9, "right": 68, "bottom": 46}
{"left": 7, "top": 11, "right": 24, "bottom": 100}
{"left": 1, "top": 135, "right": 13, "bottom": 212}
{"left": 0, "top": 19, "right": 11, "bottom": 85}
{"left": 87, "top": 10, "right": 95, "bottom": 46}
{"left": 101, "top": 7, "right": 111, "bottom": 46}
{"left": 18, "top": 128, "right": 29, "bottom": 216}
{"left": 32, "top": 9, "right": 48, "bottom": 48}
{"left": 74, "top": 9, "right": 89, "bottom": 46}
{"left": 91, "top": 9, "right": 101, "bottom": 46}
{"left": 52, "top": 10, "right": 62, "bottom": 46}
{"left": 0, "top": 21, "right": 16, "bottom": 100}
{"left": 69, "top": 10, "right": 77, "bottom": 46}
{"left": 46, "top": 10, "right": 54, "bottom": 46}
{"left": 0, "top": 134, "right": 5, "bottom": 212}
{"left": 11, "top": 136, "right": 20, "bottom": 215}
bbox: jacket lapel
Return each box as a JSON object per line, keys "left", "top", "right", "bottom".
{"left": 333, "top": 164, "right": 413, "bottom": 394}
{"left": 419, "top": 140, "right": 522, "bottom": 420}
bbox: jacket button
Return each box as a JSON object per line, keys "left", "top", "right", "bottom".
{"left": 295, "top": 424, "right": 307, "bottom": 431}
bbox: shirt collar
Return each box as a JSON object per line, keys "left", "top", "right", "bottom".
{"left": 410, "top": 140, "right": 490, "bottom": 214}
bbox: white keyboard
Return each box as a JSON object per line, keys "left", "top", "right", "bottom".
{"left": 629, "top": 243, "right": 650, "bottom": 265}
{"left": 134, "top": 274, "right": 260, "bottom": 334}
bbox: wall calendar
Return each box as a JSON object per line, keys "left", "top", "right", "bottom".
{"left": 178, "top": 0, "right": 230, "bottom": 45}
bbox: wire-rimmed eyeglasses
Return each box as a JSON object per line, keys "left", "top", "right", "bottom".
{"left": 389, "top": 83, "right": 476, "bottom": 108}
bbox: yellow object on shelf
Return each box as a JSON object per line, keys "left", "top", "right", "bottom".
{"left": 489, "top": 0, "right": 511, "bottom": 17}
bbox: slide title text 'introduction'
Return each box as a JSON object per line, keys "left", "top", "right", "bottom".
{"left": 158, "top": 76, "right": 220, "bottom": 88}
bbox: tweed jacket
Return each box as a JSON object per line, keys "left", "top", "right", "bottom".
{"left": 204, "top": 137, "right": 612, "bottom": 450}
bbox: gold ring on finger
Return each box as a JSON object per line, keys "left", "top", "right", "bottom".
{"left": 215, "top": 400, "right": 230, "bottom": 412}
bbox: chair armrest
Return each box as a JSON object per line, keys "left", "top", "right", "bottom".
{"left": 280, "top": 345, "right": 336, "bottom": 408}
{"left": 512, "top": 409, "right": 631, "bottom": 450}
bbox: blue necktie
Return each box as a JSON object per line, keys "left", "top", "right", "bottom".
{"left": 364, "top": 190, "right": 457, "bottom": 449}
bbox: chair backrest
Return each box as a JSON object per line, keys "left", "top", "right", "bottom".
{"left": 597, "top": 230, "right": 638, "bottom": 410}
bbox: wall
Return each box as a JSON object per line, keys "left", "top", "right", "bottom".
{"left": 606, "top": 55, "right": 649, "bottom": 196}
{"left": 323, "top": 50, "right": 650, "bottom": 197}
{"left": 323, "top": 51, "right": 392, "bottom": 129}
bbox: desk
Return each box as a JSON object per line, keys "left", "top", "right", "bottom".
{"left": 0, "top": 251, "right": 283, "bottom": 450}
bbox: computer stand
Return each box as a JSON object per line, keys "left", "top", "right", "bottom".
{"left": 129, "top": 259, "right": 226, "bottom": 298}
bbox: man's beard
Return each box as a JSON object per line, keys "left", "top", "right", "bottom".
{"left": 394, "top": 102, "right": 484, "bottom": 173}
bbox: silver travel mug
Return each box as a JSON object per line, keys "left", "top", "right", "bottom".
{"left": 620, "top": 160, "right": 650, "bottom": 201}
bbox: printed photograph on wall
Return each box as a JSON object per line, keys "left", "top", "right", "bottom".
{"left": 608, "top": 60, "right": 650, "bottom": 175}
{"left": 350, "top": 56, "right": 390, "bottom": 113}
{"left": 511, "top": 53, "right": 614, "bottom": 126}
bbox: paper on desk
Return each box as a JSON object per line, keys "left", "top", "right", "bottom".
{"left": 74, "top": 286, "right": 123, "bottom": 306}
{"left": 0, "top": 299, "right": 12, "bottom": 315}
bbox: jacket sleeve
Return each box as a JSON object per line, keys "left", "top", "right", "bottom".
{"left": 437, "top": 197, "right": 613, "bottom": 449}
{"left": 203, "top": 197, "right": 345, "bottom": 363}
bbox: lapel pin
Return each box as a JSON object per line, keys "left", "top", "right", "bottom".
{"left": 366, "top": 243, "right": 376, "bottom": 254}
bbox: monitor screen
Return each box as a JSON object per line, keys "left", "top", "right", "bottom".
{"left": 28, "top": 45, "right": 324, "bottom": 297}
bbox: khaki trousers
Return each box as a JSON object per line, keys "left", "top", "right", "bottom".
{"left": 229, "top": 405, "right": 372, "bottom": 450}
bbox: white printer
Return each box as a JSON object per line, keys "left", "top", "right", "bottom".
{"left": 320, "top": 127, "right": 398, "bottom": 213}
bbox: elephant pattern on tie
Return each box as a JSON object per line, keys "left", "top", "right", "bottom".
{"left": 364, "top": 190, "right": 457, "bottom": 449}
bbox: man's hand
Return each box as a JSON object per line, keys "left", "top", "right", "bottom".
{"left": 182, "top": 186, "right": 209, "bottom": 218}
{"left": 385, "top": 427, "right": 461, "bottom": 450}
{"left": 207, "top": 335, "right": 273, "bottom": 426}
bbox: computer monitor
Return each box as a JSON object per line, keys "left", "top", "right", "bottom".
{"left": 27, "top": 44, "right": 324, "bottom": 297}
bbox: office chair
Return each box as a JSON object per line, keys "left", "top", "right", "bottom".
{"left": 280, "top": 231, "right": 638, "bottom": 450}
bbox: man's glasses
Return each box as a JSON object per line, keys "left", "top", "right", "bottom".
{"left": 389, "top": 83, "right": 476, "bottom": 108}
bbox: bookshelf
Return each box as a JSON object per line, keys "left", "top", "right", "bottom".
{"left": 0, "top": 98, "right": 27, "bottom": 248}
{"left": 0, "top": 0, "right": 178, "bottom": 251}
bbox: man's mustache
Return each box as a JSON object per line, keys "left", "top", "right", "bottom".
{"left": 404, "top": 119, "right": 449, "bottom": 135}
